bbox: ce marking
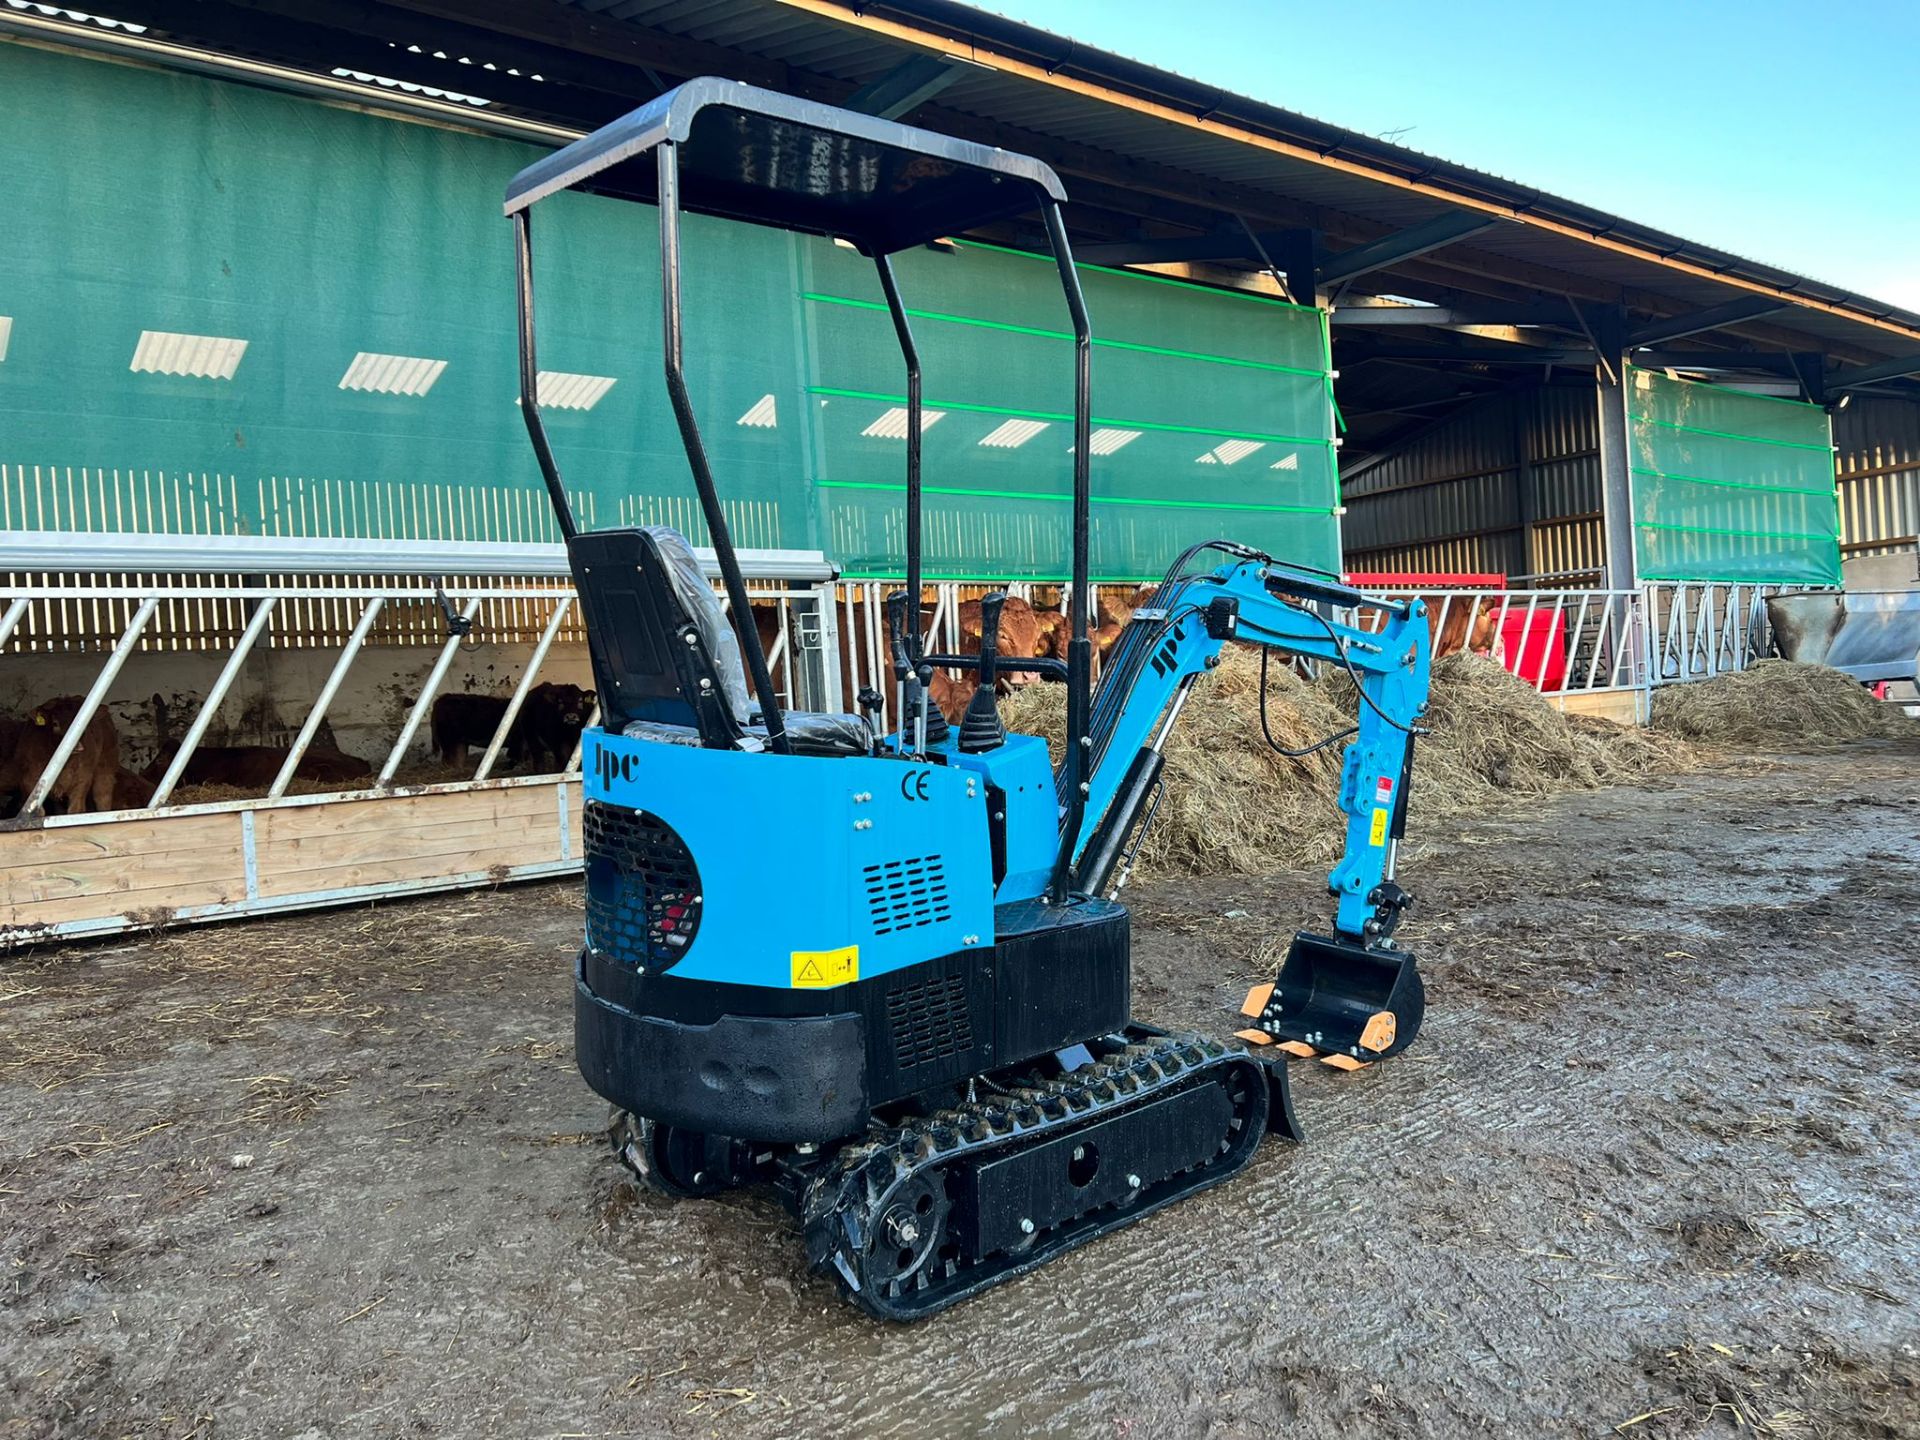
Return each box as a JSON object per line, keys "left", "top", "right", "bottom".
{"left": 899, "top": 768, "right": 932, "bottom": 802}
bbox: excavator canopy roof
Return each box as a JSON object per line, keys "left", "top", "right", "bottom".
{"left": 502, "top": 76, "right": 1067, "bottom": 254}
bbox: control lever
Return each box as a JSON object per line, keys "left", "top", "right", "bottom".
{"left": 856, "top": 685, "right": 885, "bottom": 755}
{"left": 958, "top": 591, "right": 1007, "bottom": 753}
{"left": 884, "top": 589, "right": 930, "bottom": 756}
{"left": 916, "top": 661, "right": 951, "bottom": 747}
{"left": 883, "top": 590, "right": 914, "bottom": 680}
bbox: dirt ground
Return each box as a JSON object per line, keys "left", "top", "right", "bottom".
{"left": 4, "top": 743, "right": 1919, "bottom": 1439}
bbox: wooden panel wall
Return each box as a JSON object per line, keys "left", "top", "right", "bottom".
{"left": 1, "top": 780, "right": 582, "bottom": 944}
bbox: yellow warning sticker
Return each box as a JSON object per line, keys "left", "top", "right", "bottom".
{"left": 791, "top": 945, "right": 860, "bottom": 989}
{"left": 1368, "top": 807, "right": 1391, "bottom": 847}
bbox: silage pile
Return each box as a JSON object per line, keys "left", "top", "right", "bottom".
{"left": 1650, "top": 658, "right": 1917, "bottom": 747}
{"left": 1000, "top": 647, "right": 1692, "bottom": 877}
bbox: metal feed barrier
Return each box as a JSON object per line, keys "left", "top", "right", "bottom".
{"left": 0, "top": 535, "right": 839, "bottom": 944}
{"left": 1642, "top": 582, "right": 1799, "bottom": 689}
{"left": 1340, "top": 585, "right": 1646, "bottom": 703}
{"left": 1, "top": 538, "right": 1803, "bottom": 944}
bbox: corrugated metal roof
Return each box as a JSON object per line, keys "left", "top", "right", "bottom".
{"left": 17, "top": 0, "right": 1910, "bottom": 369}
{"left": 564, "top": 0, "right": 1918, "bottom": 356}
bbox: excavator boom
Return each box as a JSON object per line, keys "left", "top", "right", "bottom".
{"left": 1061, "top": 545, "right": 1433, "bottom": 1066}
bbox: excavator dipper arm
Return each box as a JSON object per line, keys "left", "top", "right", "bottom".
{"left": 1068, "top": 548, "right": 1433, "bottom": 1067}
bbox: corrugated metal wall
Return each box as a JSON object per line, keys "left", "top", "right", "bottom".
{"left": 1340, "top": 382, "right": 1602, "bottom": 582}
{"left": 1835, "top": 395, "right": 1920, "bottom": 559}
{"left": 1345, "top": 382, "right": 1920, "bottom": 584}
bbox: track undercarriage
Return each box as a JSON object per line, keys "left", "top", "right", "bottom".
{"left": 614, "top": 1028, "right": 1289, "bottom": 1320}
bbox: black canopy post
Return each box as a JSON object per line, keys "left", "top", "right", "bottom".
{"left": 872, "top": 254, "right": 924, "bottom": 658}
{"left": 1039, "top": 198, "right": 1094, "bottom": 904}
{"left": 656, "top": 142, "right": 791, "bottom": 754}
{"left": 513, "top": 210, "right": 577, "bottom": 542}
{"left": 503, "top": 79, "right": 1076, "bottom": 762}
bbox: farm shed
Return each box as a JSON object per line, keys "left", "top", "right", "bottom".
{"left": 4, "top": 0, "right": 1917, "bottom": 937}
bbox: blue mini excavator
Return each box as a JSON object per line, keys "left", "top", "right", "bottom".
{"left": 505, "top": 80, "right": 1432, "bottom": 1319}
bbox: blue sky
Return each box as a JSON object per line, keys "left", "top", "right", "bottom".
{"left": 982, "top": 1, "right": 1920, "bottom": 310}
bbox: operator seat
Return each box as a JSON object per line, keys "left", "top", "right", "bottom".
{"left": 568, "top": 526, "right": 868, "bottom": 757}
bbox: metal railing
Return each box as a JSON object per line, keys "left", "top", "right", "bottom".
{"left": 2, "top": 569, "right": 839, "bottom": 825}
{"left": 10, "top": 564, "right": 1833, "bottom": 830}
{"left": 1641, "top": 581, "right": 1806, "bottom": 688}
{"left": 824, "top": 580, "right": 1653, "bottom": 737}
{"left": 1344, "top": 585, "right": 1646, "bottom": 698}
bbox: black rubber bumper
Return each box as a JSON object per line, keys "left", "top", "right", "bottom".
{"left": 573, "top": 954, "right": 870, "bottom": 1144}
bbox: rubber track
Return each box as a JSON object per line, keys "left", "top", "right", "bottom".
{"left": 802, "top": 1030, "right": 1269, "bottom": 1321}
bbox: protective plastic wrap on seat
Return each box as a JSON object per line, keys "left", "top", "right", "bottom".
{"left": 641, "top": 526, "right": 751, "bottom": 724}
{"left": 766, "top": 711, "right": 870, "bottom": 755}
{"left": 621, "top": 719, "right": 706, "bottom": 747}
{"left": 623, "top": 712, "right": 869, "bottom": 756}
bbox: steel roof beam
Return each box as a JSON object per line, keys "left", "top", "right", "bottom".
{"left": 1625, "top": 296, "right": 1789, "bottom": 348}
{"left": 1826, "top": 353, "right": 1920, "bottom": 390}
{"left": 843, "top": 53, "right": 964, "bottom": 118}
{"left": 1343, "top": 343, "right": 1594, "bottom": 366}
{"left": 1331, "top": 301, "right": 1574, "bottom": 328}
{"left": 1316, "top": 213, "right": 1501, "bottom": 286}
{"left": 1076, "top": 230, "right": 1295, "bottom": 265}
{"left": 1633, "top": 349, "right": 1799, "bottom": 375}
{"left": 181, "top": 0, "right": 682, "bottom": 104}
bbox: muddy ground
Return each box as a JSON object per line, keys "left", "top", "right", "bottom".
{"left": 4, "top": 744, "right": 1919, "bottom": 1439}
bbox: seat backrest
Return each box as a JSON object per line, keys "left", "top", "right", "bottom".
{"left": 566, "top": 527, "right": 749, "bottom": 746}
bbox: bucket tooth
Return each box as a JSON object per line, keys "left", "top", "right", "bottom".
{"left": 1358, "top": 1010, "right": 1397, "bottom": 1054}
{"left": 1250, "top": 930, "right": 1425, "bottom": 1064}
{"left": 1239, "top": 982, "right": 1275, "bottom": 1019}
{"left": 1234, "top": 1027, "right": 1273, "bottom": 1046}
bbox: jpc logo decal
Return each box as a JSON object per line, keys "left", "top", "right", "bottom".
{"left": 593, "top": 740, "right": 642, "bottom": 789}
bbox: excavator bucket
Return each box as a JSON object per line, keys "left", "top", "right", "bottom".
{"left": 1240, "top": 931, "right": 1424, "bottom": 1069}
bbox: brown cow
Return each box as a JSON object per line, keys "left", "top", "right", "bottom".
{"left": 1044, "top": 587, "right": 1153, "bottom": 681}
{"left": 0, "top": 716, "right": 22, "bottom": 816}
{"left": 144, "top": 740, "right": 371, "bottom": 791}
{"left": 1349, "top": 593, "right": 1505, "bottom": 662}
{"left": 146, "top": 696, "right": 370, "bottom": 792}
{"left": 429, "top": 685, "right": 591, "bottom": 771}
{"left": 1099, "top": 585, "right": 1157, "bottom": 630}
{"left": 431, "top": 693, "right": 511, "bottom": 766}
{"left": 927, "top": 667, "right": 977, "bottom": 725}
{"left": 956, "top": 596, "right": 1060, "bottom": 685}
{"left": 111, "top": 766, "right": 156, "bottom": 809}
{"left": 1426, "top": 596, "right": 1505, "bottom": 660}
{"left": 0, "top": 696, "right": 121, "bottom": 816}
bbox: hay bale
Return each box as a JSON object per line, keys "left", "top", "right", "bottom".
{"left": 168, "top": 775, "right": 348, "bottom": 806}
{"left": 1001, "top": 645, "right": 1692, "bottom": 879}
{"left": 1412, "top": 653, "right": 1691, "bottom": 816}
{"left": 1650, "top": 658, "right": 1917, "bottom": 747}
{"left": 1003, "top": 650, "right": 1350, "bottom": 873}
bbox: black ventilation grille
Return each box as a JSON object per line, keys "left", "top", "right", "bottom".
{"left": 885, "top": 974, "right": 975, "bottom": 1071}
{"left": 863, "top": 855, "right": 951, "bottom": 936}
{"left": 583, "top": 801, "right": 702, "bottom": 969}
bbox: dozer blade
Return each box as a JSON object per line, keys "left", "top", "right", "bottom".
{"left": 1242, "top": 930, "right": 1424, "bottom": 1067}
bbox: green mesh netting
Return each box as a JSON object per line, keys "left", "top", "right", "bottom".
{"left": 1626, "top": 366, "right": 1840, "bottom": 584}
{"left": 0, "top": 43, "right": 1340, "bottom": 581}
